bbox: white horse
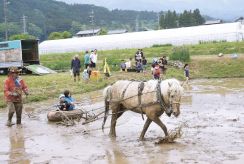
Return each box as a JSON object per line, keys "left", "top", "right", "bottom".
{"left": 102, "top": 78, "right": 184, "bottom": 140}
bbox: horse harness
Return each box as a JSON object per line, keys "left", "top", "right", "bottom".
{"left": 138, "top": 81, "right": 145, "bottom": 120}
{"left": 119, "top": 80, "right": 171, "bottom": 118}
{"left": 121, "top": 81, "right": 134, "bottom": 100}
{"left": 156, "top": 80, "right": 171, "bottom": 116}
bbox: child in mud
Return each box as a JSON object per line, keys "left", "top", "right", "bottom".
{"left": 184, "top": 64, "right": 190, "bottom": 84}
{"left": 58, "top": 90, "right": 75, "bottom": 111}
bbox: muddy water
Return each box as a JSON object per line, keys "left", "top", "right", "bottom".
{"left": 0, "top": 78, "right": 244, "bottom": 164}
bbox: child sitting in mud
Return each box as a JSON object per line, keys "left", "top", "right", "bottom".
{"left": 58, "top": 90, "right": 75, "bottom": 111}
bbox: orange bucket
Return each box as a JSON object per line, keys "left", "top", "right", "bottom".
{"left": 90, "top": 71, "right": 101, "bottom": 81}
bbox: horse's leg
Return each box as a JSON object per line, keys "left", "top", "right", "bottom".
{"left": 139, "top": 117, "right": 152, "bottom": 141}
{"left": 109, "top": 104, "right": 123, "bottom": 137}
{"left": 151, "top": 117, "right": 168, "bottom": 137}
{"left": 109, "top": 111, "right": 117, "bottom": 137}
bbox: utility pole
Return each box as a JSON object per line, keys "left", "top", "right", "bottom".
{"left": 135, "top": 15, "right": 139, "bottom": 32}
{"left": 89, "top": 8, "right": 95, "bottom": 36}
{"left": 157, "top": 12, "right": 160, "bottom": 30}
{"left": 3, "top": 0, "right": 9, "bottom": 40}
{"left": 22, "top": 15, "right": 28, "bottom": 34}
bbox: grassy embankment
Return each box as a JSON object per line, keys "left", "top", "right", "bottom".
{"left": 0, "top": 41, "right": 244, "bottom": 108}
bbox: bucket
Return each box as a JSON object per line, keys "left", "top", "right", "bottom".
{"left": 90, "top": 70, "right": 101, "bottom": 81}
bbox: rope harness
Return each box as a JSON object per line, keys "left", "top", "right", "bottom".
{"left": 114, "top": 80, "right": 172, "bottom": 118}
{"left": 156, "top": 80, "right": 172, "bottom": 116}
{"left": 120, "top": 81, "right": 133, "bottom": 100}
{"left": 138, "top": 81, "right": 145, "bottom": 120}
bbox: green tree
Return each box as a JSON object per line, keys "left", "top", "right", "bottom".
{"left": 99, "top": 28, "right": 108, "bottom": 35}
{"left": 69, "top": 21, "right": 83, "bottom": 35}
{"left": 9, "top": 34, "right": 36, "bottom": 40}
{"left": 193, "top": 9, "right": 205, "bottom": 25}
{"left": 62, "top": 31, "right": 72, "bottom": 38}
{"left": 48, "top": 31, "right": 71, "bottom": 40}
{"left": 28, "top": 23, "right": 43, "bottom": 39}
{"left": 48, "top": 32, "right": 63, "bottom": 40}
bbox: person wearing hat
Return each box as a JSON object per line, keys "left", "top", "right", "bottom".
{"left": 4, "top": 67, "right": 29, "bottom": 126}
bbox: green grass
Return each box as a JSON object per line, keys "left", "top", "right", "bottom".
{"left": 40, "top": 41, "right": 244, "bottom": 72}
{"left": 190, "top": 58, "right": 244, "bottom": 78}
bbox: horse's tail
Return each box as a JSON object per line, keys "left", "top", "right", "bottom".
{"left": 102, "top": 85, "right": 112, "bottom": 131}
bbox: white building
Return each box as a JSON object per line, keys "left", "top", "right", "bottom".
{"left": 39, "top": 22, "right": 244, "bottom": 54}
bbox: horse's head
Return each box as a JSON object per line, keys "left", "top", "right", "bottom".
{"left": 167, "top": 80, "right": 184, "bottom": 117}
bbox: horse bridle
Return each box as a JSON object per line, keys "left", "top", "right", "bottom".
{"left": 168, "top": 91, "right": 181, "bottom": 112}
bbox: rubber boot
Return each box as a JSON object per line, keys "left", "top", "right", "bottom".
{"left": 6, "top": 113, "right": 14, "bottom": 127}
{"left": 16, "top": 118, "right": 21, "bottom": 124}
{"left": 16, "top": 108, "right": 22, "bottom": 125}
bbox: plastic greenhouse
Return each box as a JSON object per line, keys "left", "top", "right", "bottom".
{"left": 39, "top": 22, "right": 244, "bottom": 54}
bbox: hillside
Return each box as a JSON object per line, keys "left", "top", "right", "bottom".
{"left": 0, "top": 0, "right": 157, "bottom": 41}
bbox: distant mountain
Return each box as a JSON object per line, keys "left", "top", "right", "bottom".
{"left": 0, "top": 0, "right": 223, "bottom": 42}
{"left": 56, "top": 0, "right": 244, "bottom": 21}
{"left": 0, "top": 0, "right": 158, "bottom": 41}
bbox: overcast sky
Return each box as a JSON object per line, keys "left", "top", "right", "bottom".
{"left": 56, "top": 0, "right": 244, "bottom": 20}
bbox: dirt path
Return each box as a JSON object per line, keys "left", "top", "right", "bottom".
{"left": 191, "top": 53, "right": 244, "bottom": 60}
{"left": 0, "top": 78, "right": 244, "bottom": 164}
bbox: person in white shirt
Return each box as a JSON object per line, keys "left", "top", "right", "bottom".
{"left": 90, "top": 49, "right": 98, "bottom": 69}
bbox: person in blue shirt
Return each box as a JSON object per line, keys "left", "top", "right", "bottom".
{"left": 136, "top": 61, "right": 143, "bottom": 73}
{"left": 59, "top": 90, "right": 75, "bottom": 111}
{"left": 120, "top": 60, "right": 127, "bottom": 72}
{"left": 84, "top": 50, "right": 90, "bottom": 69}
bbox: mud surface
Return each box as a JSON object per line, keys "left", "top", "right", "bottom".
{"left": 0, "top": 78, "right": 244, "bottom": 164}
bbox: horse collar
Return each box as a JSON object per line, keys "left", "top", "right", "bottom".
{"left": 156, "top": 80, "right": 172, "bottom": 116}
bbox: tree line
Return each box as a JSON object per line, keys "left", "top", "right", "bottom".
{"left": 159, "top": 9, "right": 205, "bottom": 29}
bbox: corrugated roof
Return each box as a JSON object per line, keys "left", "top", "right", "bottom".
{"left": 107, "top": 29, "right": 128, "bottom": 35}
{"left": 76, "top": 29, "right": 101, "bottom": 35}
{"left": 204, "top": 20, "right": 222, "bottom": 25}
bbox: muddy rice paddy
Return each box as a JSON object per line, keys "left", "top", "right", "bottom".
{"left": 0, "top": 78, "right": 244, "bottom": 164}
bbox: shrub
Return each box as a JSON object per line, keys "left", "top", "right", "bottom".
{"left": 170, "top": 46, "right": 190, "bottom": 62}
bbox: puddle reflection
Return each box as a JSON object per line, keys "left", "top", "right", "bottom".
{"left": 9, "top": 127, "right": 30, "bottom": 164}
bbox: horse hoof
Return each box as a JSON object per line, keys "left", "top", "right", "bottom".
{"left": 139, "top": 137, "right": 145, "bottom": 141}
{"left": 109, "top": 133, "right": 116, "bottom": 138}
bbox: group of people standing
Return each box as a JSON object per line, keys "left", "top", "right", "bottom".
{"left": 120, "top": 52, "right": 190, "bottom": 83}
{"left": 134, "top": 49, "right": 148, "bottom": 73}
{"left": 120, "top": 49, "right": 148, "bottom": 73}
{"left": 71, "top": 49, "right": 98, "bottom": 82}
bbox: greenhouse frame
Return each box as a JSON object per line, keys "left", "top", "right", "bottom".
{"left": 39, "top": 22, "right": 244, "bottom": 54}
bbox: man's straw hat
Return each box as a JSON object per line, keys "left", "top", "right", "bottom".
{"left": 8, "top": 67, "right": 21, "bottom": 73}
